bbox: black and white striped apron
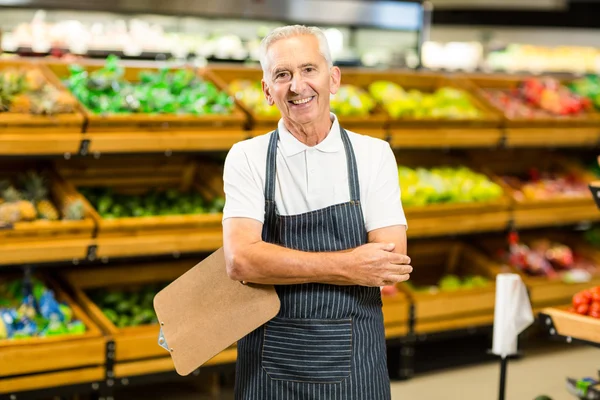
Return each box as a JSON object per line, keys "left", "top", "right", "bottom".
{"left": 234, "top": 126, "right": 391, "bottom": 400}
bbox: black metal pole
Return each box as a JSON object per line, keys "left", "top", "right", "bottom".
{"left": 498, "top": 356, "right": 508, "bottom": 400}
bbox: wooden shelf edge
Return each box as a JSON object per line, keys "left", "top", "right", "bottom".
{"left": 87, "top": 131, "right": 249, "bottom": 153}
{"left": 0, "top": 366, "right": 104, "bottom": 394}
{"left": 390, "top": 129, "right": 502, "bottom": 148}
{"left": 96, "top": 230, "right": 223, "bottom": 259}
{"left": 540, "top": 308, "right": 600, "bottom": 346}
{"left": 0, "top": 238, "right": 93, "bottom": 266}
{"left": 414, "top": 313, "right": 495, "bottom": 334}
{"left": 0, "top": 133, "right": 83, "bottom": 156}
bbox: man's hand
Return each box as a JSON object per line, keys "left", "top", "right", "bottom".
{"left": 345, "top": 242, "right": 412, "bottom": 287}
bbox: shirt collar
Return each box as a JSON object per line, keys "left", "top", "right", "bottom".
{"left": 277, "top": 113, "right": 343, "bottom": 157}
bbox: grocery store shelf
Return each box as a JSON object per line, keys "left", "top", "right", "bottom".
{"left": 86, "top": 130, "right": 250, "bottom": 154}
{"left": 389, "top": 128, "right": 503, "bottom": 148}
{"left": 0, "top": 133, "right": 83, "bottom": 156}
{"left": 414, "top": 313, "right": 495, "bottom": 335}
{"left": 512, "top": 202, "right": 600, "bottom": 229}
{"left": 539, "top": 308, "right": 600, "bottom": 348}
{"left": 95, "top": 229, "right": 223, "bottom": 260}
{"left": 405, "top": 209, "right": 511, "bottom": 238}
{"left": 0, "top": 366, "right": 105, "bottom": 394}
{"left": 505, "top": 128, "right": 600, "bottom": 148}
{"left": 0, "top": 238, "right": 93, "bottom": 267}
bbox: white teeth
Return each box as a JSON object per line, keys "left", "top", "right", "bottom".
{"left": 292, "top": 97, "right": 312, "bottom": 105}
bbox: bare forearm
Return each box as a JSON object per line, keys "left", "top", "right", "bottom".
{"left": 226, "top": 241, "right": 353, "bottom": 285}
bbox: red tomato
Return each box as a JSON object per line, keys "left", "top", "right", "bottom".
{"left": 573, "top": 292, "right": 592, "bottom": 307}
{"left": 590, "top": 287, "right": 600, "bottom": 303}
{"left": 576, "top": 303, "right": 590, "bottom": 315}
{"left": 589, "top": 301, "right": 600, "bottom": 314}
{"left": 589, "top": 310, "right": 600, "bottom": 319}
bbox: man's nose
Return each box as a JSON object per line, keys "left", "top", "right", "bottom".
{"left": 290, "top": 74, "right": 306, "bottom": 94}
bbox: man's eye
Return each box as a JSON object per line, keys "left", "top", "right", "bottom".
{"left": 305, "top": 67, "right": 314, "bottom": 73}
{"left": 276, "top": 72, "right": 289, "bottom": 79}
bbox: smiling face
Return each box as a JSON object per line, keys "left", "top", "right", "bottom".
{"left": 262, "top": 34, "right": 341, "bottom": 127}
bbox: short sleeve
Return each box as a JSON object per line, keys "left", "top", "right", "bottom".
{"left": 364, "top": 142, "right": 407, "bottom": 232}
{"left": 222, "top": 143, "right": 266, "bottom": 224}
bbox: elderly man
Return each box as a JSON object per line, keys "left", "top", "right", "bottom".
{"left": 222, "top": 25, "right": 411, "bottom": 399}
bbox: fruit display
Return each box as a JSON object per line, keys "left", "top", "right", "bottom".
{"left": 64, "top": 55, "right": 235, "bottom": 115}
{"left": 0, "top": 67, "right": 77, "bottom": 115}
{"left": 481, "top": 78, "right": 592, "bottom": 118}
{"left": 568, "top": 286, "right": 600, "bottom": 318}
{"left": 0, "top": 171, "right": 83, "bottom": 225}
{"left": 87, "top": 283, "right": 165, "bottom": 328}
{"left": 367, "top": 81, "right": 482, "bottom": 119}
{"left": 0, "top": 277, "right": 86, "bottom": 340}
{"left": 405, "top": 274, "right": 491, "bottom": 294}
{"left": 78, "top": 187, "right": 225, "bottom": 219}
{"left": 397, "top": 165, "right": 504, "bottom": 207}
{"left": 569, "top": 75, "right": 600, "bottom": 110}
{"left": 500, "top": 168, "right": 590, "bottom": 202}
{"left": 503, "top": 235, "right": 597, "bottom": 279}
{"left": 228, "top": 79, "right": 279, "bottom": 117}
{"left": 330, "top": 84, "right": 376, "bottom": 117}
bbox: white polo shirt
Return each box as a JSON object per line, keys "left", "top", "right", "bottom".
{"left": 222, "top": 113, "right": 407, "bottom": 233}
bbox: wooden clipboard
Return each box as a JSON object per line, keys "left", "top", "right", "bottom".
{"left": 153, "top": 247, "right": 280, "bottom": 376}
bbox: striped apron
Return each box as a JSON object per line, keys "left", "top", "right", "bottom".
{"left": 234, "top": 126, "right": 391, "bottom": 400}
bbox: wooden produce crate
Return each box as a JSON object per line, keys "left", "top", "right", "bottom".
{"left": 42, "top": 59, "right": 247, "bottom": 134}
{"left": 382, "top": 289, "right": 410, "bottom": 339}
{"left": 206, "top": 65, "right": 388, "bottom": 138}
{"left": 469, "top": 149, "right": 600, "bottom": 229}
{"left": 0, "top": 59, "right": 85, "bottom": 135}
{"left": 55, "top": 156, "right": 223, "bottom": 260}
{"left": 397, "top": 151, "right": 511, "bottom": 238}
{"left": 364, "top": 69, "right": 503, "bottom": 148}
{"left": 0, "top": 275, "right": 105, "bottom": 394}
{"left": 476, "top": 230, "right": 600, "bottom": 308}
{"left": 540, "top": 307, "right": 600, "bottom": 345}
{"left": 62, "top": 260, "right": 237, "bottom": 378}
{"left": 459, "top": 73, "right": 600, "bottom": 147}
{"left": 399, "top": 240, "right": 497, "bottom": 334}
{"left": 0, "top": 161, "right": 95, "bottom": 266}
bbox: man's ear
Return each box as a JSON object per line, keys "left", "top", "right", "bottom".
{"left": 329, "top": 66, "right": 341, "bottom": 95}
{"left": 262, "top": 80, "right": 274, "bottom": 105}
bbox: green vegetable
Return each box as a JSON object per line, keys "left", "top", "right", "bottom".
{"left": 65, "top": 56, "right": 234, "bottom": 116}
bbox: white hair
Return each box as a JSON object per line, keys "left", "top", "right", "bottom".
{"left": 259, "top": 25, "right": 333, "bottom": 79}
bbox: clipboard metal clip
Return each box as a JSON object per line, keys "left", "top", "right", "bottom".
{"left": 158, "top": 326, "right": 171, "bottom": 352}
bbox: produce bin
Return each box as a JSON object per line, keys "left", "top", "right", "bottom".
{"left": 362, "top": 69, "right": 503, "bottom": 148}
{"left": 398, "top": 240, "right": 497, "bottom": 334}
{"left": 476, "top": 230, "right": 600, "bottom": 308}
{"left": 396, "top": 151, "right": 511, "bottom": 238}
{"left": 381, "top": 289, "right": 410, "bottom": 339}
{"left": 460, "top": 73, "right": 600, "bottom": 147}
{"left": 469, "top": 149, "right": 600, "bottom": 228}
{"left": 206, "top": 65, "right": 389, "bottom": 137}
{"left": 62, "top": 260, "right": 237, "bottom": 378}
{"left": 0, "top": 59, "right": 85, "bottom": 134}
{"left": 0, "top": 160, "right": 95, "bottom": 266}
{"left": 42, "top": 59, "right": 247, "bottom": 133}
{"left": 0, "top": 274, "right": 105, "bottom": 394}
{"left": 54, "top": 156, "right": 224, "bottom": 259}
{"left": 540, "top": 307, "right": 600, "bottom": 345}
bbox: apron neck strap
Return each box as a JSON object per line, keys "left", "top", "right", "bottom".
{"left": 264, "top": 126, "right": 361, "bottom": 202}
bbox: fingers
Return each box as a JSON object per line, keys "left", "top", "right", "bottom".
{"left": 387, "top": 253, "right": 411, "bottom": 265}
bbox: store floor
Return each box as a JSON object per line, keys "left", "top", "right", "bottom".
{"left": 121, "top": 341, "right": 599, "bottom": 400}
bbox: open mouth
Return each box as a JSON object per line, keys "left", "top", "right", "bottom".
{"left": 288, "top": 96, "right": 315, "bottom": 106}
